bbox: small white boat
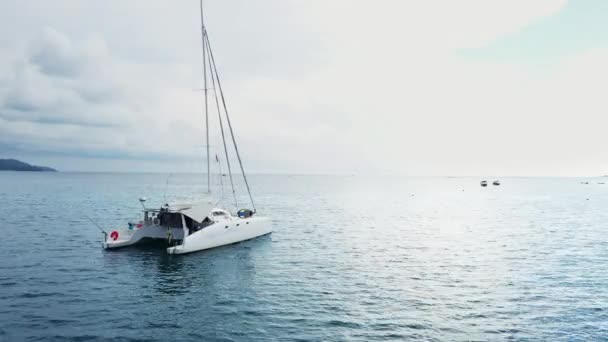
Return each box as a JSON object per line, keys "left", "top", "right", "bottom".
{"left": 102, "top": 1, "right": 272, "bottom": 254}
{"left": 493, "top": 180, "right": 500, "bottom": 186}
{"left": 480, "top": 180, "right": 488, "bottom": 187}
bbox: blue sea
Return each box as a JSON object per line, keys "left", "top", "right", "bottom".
{"left": 0, "top": 172, "right": 607, "bottom": 341}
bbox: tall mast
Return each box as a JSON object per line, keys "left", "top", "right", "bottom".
{"left": 197, "top": 3, "right": 257, "bottom": 212}
{"left": 200, "top": 0, "right": 210, "bottom": 193}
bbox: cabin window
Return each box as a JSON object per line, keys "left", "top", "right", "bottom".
{"left": 183, "top": 215, "right": 200, "bottom": 230}
{"left": 212, "top": 210, "right": 228, "bottom": 217}
{"left": 200, "top": 217, "right": 214, "bottom": 229}
{"left": 159, "top": 213, "right": 183, "bottom": 228}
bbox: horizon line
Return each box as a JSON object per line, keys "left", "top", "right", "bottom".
{"left": 3, "top": 170, "right": 606, "bottom": 178}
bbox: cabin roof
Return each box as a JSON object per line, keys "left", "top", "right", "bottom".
{"left": 179, "top": 202, "right": 214, "bottom": 222}
{"left": 149, "top": 201, "right": 214, "bottom": 223}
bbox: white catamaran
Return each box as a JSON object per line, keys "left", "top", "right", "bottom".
{"left": 102, "top": 1, "right": 272, "bottom": 254}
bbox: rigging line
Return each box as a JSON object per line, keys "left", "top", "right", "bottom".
{"left": 205, "top": 33, "right": 257, "bottom": 212}
{"left": 85, "top": 216, "right": 107, "bottom": 241}
{"left": 199, "top": 0, "right": 210, "bottom": 193}
{"left": 205, "top": 33, "right": 238, "bottom": 208}
{"left": 215, "top": 154, "right": 225, "bottom": 204}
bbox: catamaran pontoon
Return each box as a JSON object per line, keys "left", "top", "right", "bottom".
{"left": 102, "top": 200, "right": 271, "bottom": 254}
{"left": 102, "top": 1, "right": 272, "bottom": 254}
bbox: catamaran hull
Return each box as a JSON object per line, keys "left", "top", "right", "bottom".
{"left": 167, "top": 216, "right": 272, "bottom": 255}
{"left": 102, "top": 226, "right": 185, "bottom": 250}
{"left": 102, "top": 216, "right": 272, "bottom": 254}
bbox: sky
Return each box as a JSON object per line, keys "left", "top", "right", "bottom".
{"left": 0, "top": 0, "right": 607, "bottom": 176}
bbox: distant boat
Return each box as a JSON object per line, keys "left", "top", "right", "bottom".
{"left": 493, "top": 180, "right": 500, "bottom": 186}
{"left": 480, "top": 180, "right": 488, "bottom": 187}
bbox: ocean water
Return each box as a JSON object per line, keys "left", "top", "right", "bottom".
{"left": 0, "top": 172, "right": 607, "bottom": 341}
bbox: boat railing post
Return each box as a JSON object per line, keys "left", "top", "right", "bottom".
{"left": 181, "top": 214, "right": 188, "bottom": 247}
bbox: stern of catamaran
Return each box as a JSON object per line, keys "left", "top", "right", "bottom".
{"left": 102, "top": 201, "right": 216, "bottom": 250}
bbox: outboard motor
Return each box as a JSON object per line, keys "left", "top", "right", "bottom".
{"left": 237, "top": 209, "right": 254, "bottom": 218}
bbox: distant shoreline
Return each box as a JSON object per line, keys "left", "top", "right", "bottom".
{"left": 0, "top": 159, "right": 57, "bottom": 172}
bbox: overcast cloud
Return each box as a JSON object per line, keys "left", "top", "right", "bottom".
{"left": 1, "top": 0, "right": 607, "bottom": 176}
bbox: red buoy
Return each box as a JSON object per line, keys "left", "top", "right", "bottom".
{"left": 110, "top": 231, "right": 119, "bottom": 241}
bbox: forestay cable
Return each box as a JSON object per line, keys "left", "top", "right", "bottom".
{"left": 205, "top": 33, "right": 257, "bottom": 212}
{"left": 204, "top": 31, "right": 238, "bottom": 209}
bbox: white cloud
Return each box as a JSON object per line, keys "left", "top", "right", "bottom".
{"left": 4, "top": 0, "right": 608, "bottom": 176}
{"left": 0, "top": 28, "right": 207, "bottom": 163}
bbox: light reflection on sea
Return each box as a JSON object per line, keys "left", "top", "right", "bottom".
{"left": 0, "top": 173, "right": 607, "bottom": 341}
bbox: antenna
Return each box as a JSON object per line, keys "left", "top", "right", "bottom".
{"left": 163, "top": 174, "right": 171, "bottom": 204}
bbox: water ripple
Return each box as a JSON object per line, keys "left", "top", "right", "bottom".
{"left": 0, "top": 174, "right": 607, "bottom": 340}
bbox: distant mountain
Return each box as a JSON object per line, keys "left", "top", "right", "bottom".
{"left": 0, "top": 159, "right": 57, "bottom": 172}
